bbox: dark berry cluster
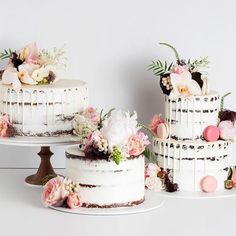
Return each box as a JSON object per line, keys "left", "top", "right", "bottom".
{"left": 157, "top": 169, "right": 179, "bottom": 192}
{"left": 219, "top": 109, "right": 236, "bottom": 123}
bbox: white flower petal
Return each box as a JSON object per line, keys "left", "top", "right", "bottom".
{"left": 20, "top": 74, "right": 37, "bottom": 85}
{"left": 186, "top": 78, "right": 202, "bottom": 96}
{"left": 18, "top": 63, "right": 39, "bottom": 75}
{"left": 2, "top": 67, "right": 22, "bottom": 89}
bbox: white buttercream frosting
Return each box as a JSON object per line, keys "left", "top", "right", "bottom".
{"left": 65, "top": 146, "right": 145, "bottom": 206}
{"left": 153, "top": 138, "right": 232, "bottom": 191}
{"left": 0, "top": 79, "right": 88, "bottom": 136}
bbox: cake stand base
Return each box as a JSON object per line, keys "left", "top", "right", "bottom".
{"left": 25, "top": 146, "right": 55, "bottom": 186}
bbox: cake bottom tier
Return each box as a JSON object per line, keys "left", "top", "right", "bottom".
{"left": 153, "top": 138, "right": 232, "bottom": 192}
{"left": 65, "top": 146, "right": 145, "bottom": 208}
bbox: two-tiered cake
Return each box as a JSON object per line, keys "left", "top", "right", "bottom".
{"left": 148, "top": 43, "right": 235, "bottom": 193}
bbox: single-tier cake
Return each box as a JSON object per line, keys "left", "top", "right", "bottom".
{"left": 66, "top": 146, "right": 145, "bottom": 208}
{"left": 147, "top": 43, "right": 235, "bottom": 193}
{"left": 41, "top": 109, "right": 150, "bottom": 209}
{"left": 0, "top": 43, "right": 88, "bottom": 136}
{"left": 0, "top": 80, "right": 88, "bottom": 136}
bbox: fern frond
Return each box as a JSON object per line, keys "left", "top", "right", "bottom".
{"left": 0, "top": 48, "right": 14, "bottom": 60}
{"left": 148, "top": 60, "right": 172, "bottom": 77}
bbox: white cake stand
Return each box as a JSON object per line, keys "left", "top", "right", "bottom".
{"left": 49, "top": 190, "right": 164, "bottom": 216}
{"left": 0, "top": 135, "right": 80, "bottom": 186}
{"left": 155, "top": 189, "right": 236, "bottom": 199}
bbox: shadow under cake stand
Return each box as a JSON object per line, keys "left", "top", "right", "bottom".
{"left": 0, "top": 135, "right": 79, "bottom": 186}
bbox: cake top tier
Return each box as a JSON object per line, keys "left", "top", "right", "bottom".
{"left": 0, "top": 79, "right": 86, "bottom": 91}
{"left": 148, "top": 43, "right": 210, "bottom": 99}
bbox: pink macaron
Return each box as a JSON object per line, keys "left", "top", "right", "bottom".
{"left": 203, "top": 125, "right": 220, "bottom": 142}
{"left": 200, "top": 176, "right": 217, "bottom": 193}
{"left": 156, "top": 122, "right": 169, "bottom": 139}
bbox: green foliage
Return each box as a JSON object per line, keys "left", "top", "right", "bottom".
{"left": 159, "top": 42, "right": 180, "bottom": 62}
{"left": 143, "top": 148, "right": 156, "bottom": 163}
{"left": 111, "top": 147, "right": 123, "bottom": 165}
{"left": 39, "top": 47, "right": 67, "bottom": 69}
{"left": 148, "top": 60, "right": 173, "bottom": 77}
{"left": 41, "top": 174, "right": 58, "bottom": 185}
{"left": 0, "top": 48, "right": 14, "bottom": 60}
{"left": 98, "top": 108, "right": 115, "bottom": 128}
{"left": 227, "top": 167, "right": 233, "bottom": 180}
{"left": 189, "top": 57, "right": 210, "bottom": 72}
{"left": 220, "top": 92, "right": 231, "bottom": 111}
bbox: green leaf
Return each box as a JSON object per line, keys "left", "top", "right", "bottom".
{"left": 159, "top": 42, "right": 180, "bottom": 61}
{"left": 220, "top": 92, "right": 231, "bottom": 111}
{"left": 0, "top": 48, "right": 14, "bottom": 60}
{"left": 143, "top": 148, "right": 157, "bottom": 163}
{"left": 227, "top": 167, "right": 233, "bottom": 180}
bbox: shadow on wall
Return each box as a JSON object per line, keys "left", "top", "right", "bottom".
{"left": 119, "top": 58, "right": 164, "bottom": 126}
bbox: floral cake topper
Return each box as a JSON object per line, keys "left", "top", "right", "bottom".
{"left": 0, "top": 43, "right": 66, "bottom": 89}
{"left": 148, "top": 43, "right": 210, "bottom": 98}
{"left": 72, "top": 107, "right": 150, "bottom": 165}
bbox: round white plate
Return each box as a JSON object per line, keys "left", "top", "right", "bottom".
{"left": 0, "top": 135, "right": 80, "bottom": 147}
{"left": 155, "top": 189, "right": 236, "bottom": 199}
{"left": 49, "top": 191, "right": 164, "bottom": 215}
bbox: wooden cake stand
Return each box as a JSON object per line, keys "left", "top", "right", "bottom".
{"left": 0, "top": 136, "right": 79, "bottom": 186}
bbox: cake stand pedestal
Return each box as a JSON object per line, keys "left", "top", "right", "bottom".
{"left": 0, "top": 136, "right": 79, "bottom": 186}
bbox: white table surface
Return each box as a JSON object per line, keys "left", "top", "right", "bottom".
{"left": 0, "top": 169, "right": 235, "bottom": 236}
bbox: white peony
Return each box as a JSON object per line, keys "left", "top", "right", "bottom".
{"left": 145, "top": 176, "right": 163, "bottom": 192}
{"left": 100, "top": 110, "right": 139, "bottom": 149}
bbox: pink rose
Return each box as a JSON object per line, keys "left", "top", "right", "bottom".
{"left": 127, "top": 132, "right": 150, "bottom": 156}
{"left": 172, "top": 65, "right": 185, "bottom": 74}
{"left": 0, "top": 115, "right": 10, "bottom": 137}
{"left": 145, "top": 176, "right": 162, "bottom": 192}
{"left": 18, "top": 42, "right": 40, "bottom": 64}
{"left": 67, "top": 193, "right": 82, "bottom": 209}
{"left": 42, "top": 176, "right": 69, "bottom": 207}
{"left": 82, "top": 107, "right": 100, "bottom": 125}
{"left": 149, "top": 115, "right": 165, "bottom": 135}
{"left": 232, "top": 172, "right": 236, "bottom": 186}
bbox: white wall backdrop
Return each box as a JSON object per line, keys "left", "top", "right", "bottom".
{"left": 0, "top": 0, "right": 235, "bottom": 167}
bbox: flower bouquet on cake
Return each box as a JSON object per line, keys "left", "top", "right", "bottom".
{"left": 42, "top": 107, "right": 151, "bottom": 209}
{"left": 0, "top": 42, "right": 66, "bottom": 89}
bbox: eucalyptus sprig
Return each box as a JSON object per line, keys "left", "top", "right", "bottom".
{"left": 0, "top": 48, "right": 14, "bottom": 60}
{"left": 143, "top": 148, "right": 157, "bottom": 163}
{"left": 148, "top": 60, "right": 173, "bottom": 77}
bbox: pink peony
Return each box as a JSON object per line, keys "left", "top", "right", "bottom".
{"left": 82, "top": 107, "right": 100, "bottom": 125}
{"left": 67, "top": 193, "right": 82, "bottom": 209}
{"left": 0, "top": 115, "right": 10, "bottom": 137}
{"left": 172, "top": 65, "right": 185, "bottom": 74}
{"left": 42, "top": 176, "right": 69, "bottom": 207}
{"left": 18, "top": 42, "right": 40, "bottom": 64}
{"left": 149, "top": 115, "right": 165, "bottom": 135}
{"left": 127, "top": 132, "right": 150, "bottom": 156}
